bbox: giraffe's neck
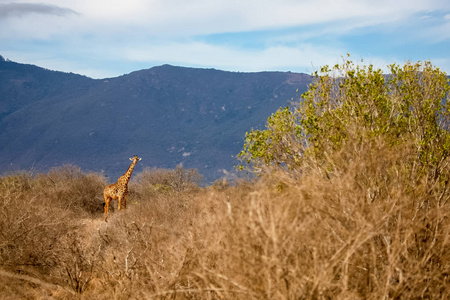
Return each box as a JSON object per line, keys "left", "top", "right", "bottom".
{"left": 120, "top": 161, "right": 137, "bottom": 183}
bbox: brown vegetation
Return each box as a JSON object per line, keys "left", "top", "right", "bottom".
{"left": 0, "top": 141, "right": 449, "bottom": 299}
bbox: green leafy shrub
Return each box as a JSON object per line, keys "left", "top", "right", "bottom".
{"left": 239, "top": 57, "right": 450, "bottom": 183}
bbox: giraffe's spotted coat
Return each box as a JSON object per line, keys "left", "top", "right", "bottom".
{"left": 103, "top": 155, "right": 141, "bottom": 221}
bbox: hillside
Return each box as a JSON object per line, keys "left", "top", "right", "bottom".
{"left": 0, "top": 56, "right": 312, "bottom": 182}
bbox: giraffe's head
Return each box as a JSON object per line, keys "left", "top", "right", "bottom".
{"left": 129, "top": 155, "right": 142, "bottom": 163}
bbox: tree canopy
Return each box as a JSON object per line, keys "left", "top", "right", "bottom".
{"left": 239, "top": 56, "right": 450, "bottom": 183}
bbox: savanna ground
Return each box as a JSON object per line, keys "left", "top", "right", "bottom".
{"left": 1, "top": 58, "right": 450, "bottom": 299}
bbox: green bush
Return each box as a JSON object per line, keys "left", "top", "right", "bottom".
{"left": 239, "top": 57, "right": 450, "bottom": 183}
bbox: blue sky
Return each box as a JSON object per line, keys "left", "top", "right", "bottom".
{"left": 1, "top": 0, "right": 449, "bottom": 79}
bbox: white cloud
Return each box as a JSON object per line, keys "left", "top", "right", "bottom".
{"left": 102, "top": 0, "right": 445, "bottom": 34}
{"left": 125, "top": 41, "right": 343, "bottom": 72}
{"left": 2, "top": 0, "right": 448, "bottom": 38}
{"left": 1, "top": 0, "right": 449, "bottom": 77}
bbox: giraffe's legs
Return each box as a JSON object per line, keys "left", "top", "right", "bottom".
{"left": 104, "top": 195, "right": 111, "bottom": 221}
{"left": 118, "top": 195, "right": 123, "bottom": 211}
{"left": 122, "top": 195, "right": 127, "bottom": 209}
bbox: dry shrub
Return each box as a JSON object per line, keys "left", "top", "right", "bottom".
{"left": 33, "top": 165, "right": 106, "bottom": 217}
{"left": 134, "top": 165, "right": 203, "bottom": 195}
{"left": 0, "top": 166, "right": 107, "bottom": 296}
{"left": 211, "top": 178, "right": 230, "bottom": 191}
{"left": 1, "top": 147, "right": 449, "bottom": 299}
{"left": 83, "top": 186, "right": 201, "bottom": 299}
{"left": 96, "top": 213, "right": 163, "bottom": 298}
{"left": 175, "top": 139, "right": 450, "bottom": 299}
{"left": 0, "top": 172, "right": 71, "bottom": 271}
{"left": 57, "top": 227, "right": 102, "bottom": 294}
{"left": 0, "top": 164, "right": 203, "bottom": 298}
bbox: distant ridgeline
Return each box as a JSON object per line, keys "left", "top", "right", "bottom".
{"left": 0, "top": 55, "right": 312, "bottom": 183}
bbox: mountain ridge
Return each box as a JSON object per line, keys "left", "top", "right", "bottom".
{"left": 0, "top": 56, "right": 312, "bottom": 182}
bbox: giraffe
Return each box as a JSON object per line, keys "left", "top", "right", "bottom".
{"left": 103, "top": 155, "right": 142, "bottom": 221}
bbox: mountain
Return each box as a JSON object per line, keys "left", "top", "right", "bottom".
{"left": 0, "top": 55, "right": 312, "bottom": 183}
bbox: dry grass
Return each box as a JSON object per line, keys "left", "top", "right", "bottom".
{"left": 0, "top": 144, "right": 449, "bottom": 299}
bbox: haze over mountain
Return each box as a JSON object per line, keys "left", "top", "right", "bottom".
{"left": 0, "top": 55, "right": 312, "bottom": 182}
